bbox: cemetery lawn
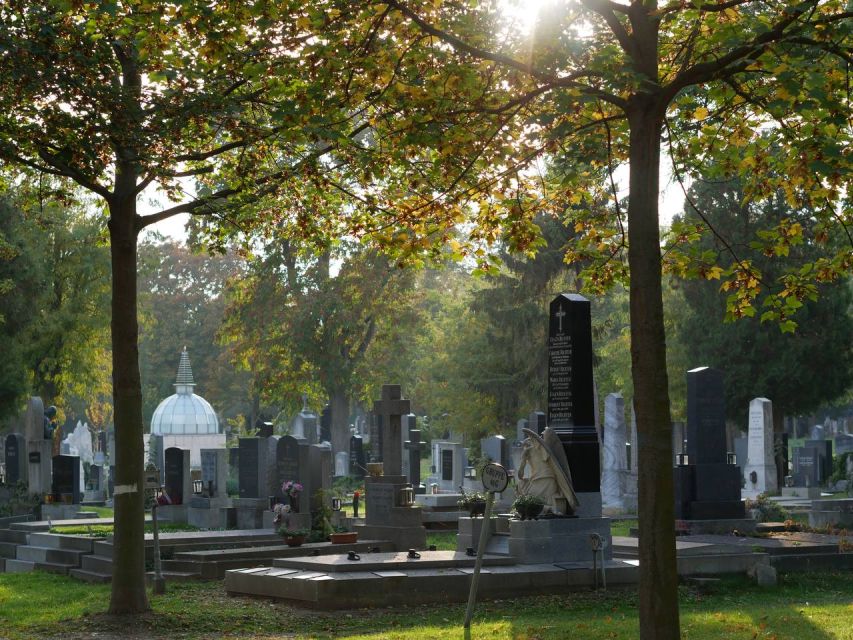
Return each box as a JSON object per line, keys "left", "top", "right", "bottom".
{"left": 2, "top": 571, "right": 853, "bottom": 639}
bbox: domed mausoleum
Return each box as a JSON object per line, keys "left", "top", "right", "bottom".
{"left": 148, "top": 348, "right": 224, "bottom": 467}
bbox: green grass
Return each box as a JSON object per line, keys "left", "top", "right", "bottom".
{"left": 610, "top": 519, "right": 638, "bottom": 537}
{"left": 426, "top": 530, "right": 457, "bottom": 550}
{"left": 49, "top": 522, "right": 201, "bottom": 537}
{"left": 88, "top": 506, "right": 114, "bottom": 518}
{"left": 2, "top": 571, "right": 853, "bottom": 639}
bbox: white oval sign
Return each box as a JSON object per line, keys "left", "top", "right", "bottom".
{"left": 481, "top": 462, "right": 509, "bottom": 493}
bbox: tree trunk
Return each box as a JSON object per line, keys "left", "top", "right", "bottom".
{"left": 627, "top": 98, "right": 680, "bottom": 640}
{"left": 107, "top": 189, "right": 150, "bottom": 614}
{"left": 329, "top": 387, "right": 350, "bottom": 457}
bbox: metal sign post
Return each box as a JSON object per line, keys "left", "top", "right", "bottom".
{"left": 463, "top": 463, "right": 509, "bottom": 630}
{"left": 145, "top": 469, "right": 165, "bottom": 594}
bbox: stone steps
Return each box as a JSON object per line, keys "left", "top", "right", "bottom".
{"left": 0, "top": 541, "right": 19, "bottom": 559}
{"left": 15, "top": 545, "right": 88, "bottom": 565}
{"left": 0, "top": 529, "right": 29, "bottom": 545}
{"left": 3, "top": 558, "right": 78, "bottom": 575}
{"left": 68, "top": 568, "right": 111, "bottom": 583}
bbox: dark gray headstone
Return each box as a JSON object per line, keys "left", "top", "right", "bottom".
{"left": 149, "top": 434, "right": 165, "bottom": 484}
{"left": 674, "top": 367, "right": 744, "bottom": 520}
{"left": 5, "top": 433, "right": 25, "bottom": 486}
{"left": 238, "top": 437, "right": 267, "bottom": 499}
{"left": 481, "top": 435, "right": 509, "bottom": 468}
{"left": 836, "top": 434, "right": 853, "bottom": 455}
{"left": 373, "top": 384, "right": 410, "bottom": 477}
{"left": 52, "top": 455, "right": 80, "bottom": 503}
{"left": 803, "top": 440, "right": 832, "bottom": 484}
{"left": 733, "top": 437, "right": 747, "bottom": 482}
{"left": 686, "top": 367, "right": 727, "bottom": 465}
{"left": 547, "top": 294, "right": 599, "bottom": 492}
{"left": 349, "top": 435, "right": 365, "bottom": 478}
{"left": 200, "top": 449, "right": 222, "bottom": 497}
{"left": 165, "top": 447, "right": 187, "bottom": 505}
{"left": 516, "top": 418, "right": 529, "bottom": 443}
{"left": 793, "top": 446, "right": 821, "bottom": 486}
{"left": 404, "top": 429, "right": 426, "bottom": 490}
{"left": 88, "top": 464, "right": 103, "bottom": 491}
{"left": 441, "top": 449, "right": 453, "bottom": 481}
{"left": 275, "top": 435, "right": 303, "bottom": 502}
{"left": 528, "top": 411, "right": 545, "bottom": 435}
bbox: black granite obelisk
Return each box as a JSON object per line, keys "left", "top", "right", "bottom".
{"left": 547, "top": 293, "right": 599, "bottom": 493}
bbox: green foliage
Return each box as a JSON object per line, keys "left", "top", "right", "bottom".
{"left": 673, "top": 178, "right": 853, "bottom": 421}
{"left": 744, "top": 494, "right": 790, "bottom": 523}
{"left": 137, "top": 239, "right": 251, "bottom": 425}
{"left": 830, "top": 452, "right": 853, "bottom": 485}
{"left": 0, "top": 482, "right": 40, "bottom": 518}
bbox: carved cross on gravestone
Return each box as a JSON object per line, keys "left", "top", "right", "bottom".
{"left": 404, "top": 429, "right": 426, "bottom": 490}
{"left": 373, "top": 384, "right": 410, "bottom": 477}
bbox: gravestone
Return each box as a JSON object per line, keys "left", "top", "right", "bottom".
{"left": 602, "top": 393, "right": 627, "bottom": 510}
{"left": 432, "top": 440, "right": 467, "bottom": 492}
{"left": 793, "top": 446, "right": 821, "bottom": 487}
{"left": 835, "top": 433, "right": 853, "bottom": 455}
{"left": 355, "top": 385, "right": 426, "bottom": 550}
{"left": 624, "top": 404, "right": 638, "bottom": 511}
{"left": 404, "top": 428, "right": 427, "bottom": 492}
{"left": 164, "top": 447, "right": 192, "bottom": 505}
{"left": 373, "top": 385, "right": 410, "bottom": 476}
{"left": 200, "top": 448, "right": 228, "bottom": 499}
{"left": 320, "top": 404, "right": 332, "bottom": 443}
{"left": 349, "top": 434, "right": 365, "bottom": 477}
{"left": 149, "top": 433, "right": 165, "bottom": 484}
{"left": 335, "top": 451, "right": 348, "bottom": 477}
{"left": 481, "top": 435, "right": 509, "bottom": 468}
{"left": 291, "top": 397, "right": 318, "bottom": 444}
{"left": 307, "top": 443, "right": 333, "bottom": 512}
{"left": 674, "top": 367, "right": 745, "bottom": 521}
{"left": 743, "top": 398, "right": 778, "bottom": 497}
{"left": 516, "top": 418, "right": 529, "bottom": 444}
{"left": 188, "top": 448, "right": 233, "bottom": 529}
{"left": 528, "top": 411, "right": 546, "bottom": 436}
{"left": 805, "top": 440, "right": 833, "bottom": 485}
{"left": 275, "top": 435, "right": 309, "bottom": 512}
{"left": 25, "top": 397, "right": 52, "bottom": 495}
{"left": 4, "top": 433, "right": 26, "bottom": 486}
{"left": 547, "top": 294, "right": 600, "bottom": 498}
{"left": 733, "top": 436, "right": 747, "bottom": 482}
{"left": 672, "top": 421, "right": 686, "bottom": 462}
{"left": 52, "top": 455, "right": 80, "bottom": 503}
{"left": 401, "top": 413, "right": 416, "bottom": 479}
{"left": 237, "top": 437, "right": 269, "bottom": 499}
{"left": 811, "top": 425, "right": 825, "bottom": 440}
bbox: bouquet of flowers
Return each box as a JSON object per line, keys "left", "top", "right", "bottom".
{"left": 282, "top": 480, "right": 303, "bottom": 498}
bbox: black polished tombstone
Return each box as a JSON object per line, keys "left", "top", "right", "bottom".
{"left": 349, "top": 434, "right": 366, "bottom": 478}
{"left": 4, "top": 433, "right": 25, "bottom": 485}
{"left": 546, "top": 294, "right": 599, "bottom": 493}
{"left": 164, "top": 447, "right": 186, "bottom": 505}
{"left": 803, "top": 439, "right": 832, "bottom": 485}
{"left": 793, "top": 446, "right": 822, "bottom": 486}
{"left": 674, "top": 367, "right": 745, "bottom": 520}
{"left": 275, "top": 435, "right": 308, "bottom": 511}
{"left": 52, "top": 455, "right": 80, "bottom": 503}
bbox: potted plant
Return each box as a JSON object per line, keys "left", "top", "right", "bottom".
{"left": 457, "top": 488, "right": 487, "bottom": 517}
{"left": 281, "top": 480, "right": 303, "bottom": 512}
{"left": 278, "top": 527, "right": 309, "bottom": 547}
{"left": 512, "top": 494, "right": 545, "bottom": 520}
{"left": 330, "top": 525, "right": 358, "bottom": 544}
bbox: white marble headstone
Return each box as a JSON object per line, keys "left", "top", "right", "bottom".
{"left": 743, "top": 397, "right": 778, "bottom": 498}
{"left": 602, "top": 393, "right": 627, "bottom": 510}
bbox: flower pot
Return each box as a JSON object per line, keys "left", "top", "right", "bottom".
{"left": 468, "top": 499, "right": 487, "bottom": 518}
{"left": 287, "top": 495, "right": 300, "bottom": 513}
{"left": 330, "top": 532, "right": 358, "bottom": 544}
{"left": 516, "top": 502, "right": 544, "bottom": 520}
{"left": 284, "top": 535, "right": 305, "bottom": 547}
